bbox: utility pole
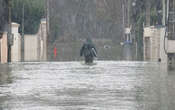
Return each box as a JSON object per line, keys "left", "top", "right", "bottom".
{"left": 167, "top": 0, "right": 169, "bottom": 23}
{"left": 21, "top": 3, "right": 25, "bottom": 61}
{"left": 162, "top": 0, "right": 166, "bottom": 25}
{"left": 122, "top": 0, "right": 125, "bottom": 41}
{"left": 46, "top": 0, "right": 50, "bottom": 60}
{"left": 7, "top": 0, "right": 12, "bottom": 62}
{"left": 46, "top": 0, "right": 50, "bottom": 35}
{"left": 127, "top": 0, "right": 131, "bottom": 27}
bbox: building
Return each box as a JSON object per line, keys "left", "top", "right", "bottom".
{"left": 144, "top": 26, "right": 175, "bottom": 65}
{"left": 124, "top": 28, "right": 132, "bottom": 43}
{"left": 143, "top": 26, "right": 167, "bottom": 63}
{"left": 143, "top": 0, "right": 175, "bottom": 67}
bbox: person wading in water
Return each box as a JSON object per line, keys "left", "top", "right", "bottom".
{"left": 80, "top": 38, "right": 97, "bottom": 64}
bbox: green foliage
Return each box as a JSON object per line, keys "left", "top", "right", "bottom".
{"left": 0, "top": 0, "right": 8, "bottom": 32}
{"left": 150, "top": 7, "right": 157, "bottom": 25}
{"left": 11, "top": 0, "right": 45, "bottom": 34}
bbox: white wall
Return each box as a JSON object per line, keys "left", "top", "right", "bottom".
{"left": 11, "top": 34, "right": 21, "bottom": 62}
{"left": 167, "top": 40, "right": 175, "bottom": 53}
{"left": 23, "top": 19, "right": 47, "bottom": 62}
{"left": 24, "top": 35, "right": 38, "bottom": 61}
{"left": 38, "top": 19, "right": 47, "bottom": 61}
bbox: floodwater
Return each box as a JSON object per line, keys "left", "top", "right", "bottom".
{"left": 0, "top": 61, "right": 174, "bottom": 110}
{"left": 122, "top": 43, "right": 133, "bottom": 61}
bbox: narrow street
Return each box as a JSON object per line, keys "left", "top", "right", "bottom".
{"left": 1, "top": 0, "right": 175, "bottom": 110}
{"left": 0, "top": 61, "right": 174, "bottom": 110}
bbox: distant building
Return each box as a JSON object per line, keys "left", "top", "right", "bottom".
{"left": 124, "top": 28, "right": 132, "bottom": 43}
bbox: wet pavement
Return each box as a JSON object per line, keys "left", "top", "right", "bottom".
{"left": 0, "top": 61, "right": 174, "bottom": 110}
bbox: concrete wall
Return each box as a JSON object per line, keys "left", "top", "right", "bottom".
{"left": 24, "top": 35, "right": 38, "bottom": 61}
{"left": 0, "top": 32, "right": 8, "bottom": 63}
{"left": 24, "top": 19, "right": 47, "bottom": 62}
{"left": 144, "top": 26, "right": 167, "bottom": 63}
{"left": 11, "top": 23, "right": 21, "bottom": 62}
{"left": 167, "top": 40, "right": 175, "bottom": 53}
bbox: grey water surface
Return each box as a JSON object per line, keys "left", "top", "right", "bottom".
{"left": 0, "top": 61, "right": 174, "bottom": 110}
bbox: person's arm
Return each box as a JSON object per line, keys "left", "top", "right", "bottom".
{"left": 80, "top": 44, "right": 85, "bottom": 56}
{"left": 92, "top": 44, "right": 97, "bottom": 54}
{"left": 91, "top": 44, "right": 97, "bottom": 57}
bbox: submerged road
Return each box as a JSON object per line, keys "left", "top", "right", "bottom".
{"left": 0, "top": 61, "right": 175, "bottom": 110}
{"left": 122, "top": 43, "right": 133, "bottom": 61}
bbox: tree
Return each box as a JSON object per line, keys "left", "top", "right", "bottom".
{"left": 48, "top": 0, "right": 123, "bottom": 43}
{"left": 0, "top": 0, "right": 8, "bottom": 34}
{"left": 11, "top": 0, "right": 45, "bottom": 34}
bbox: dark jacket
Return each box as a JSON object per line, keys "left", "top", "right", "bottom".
{"left": 80, "top": 42, "right": 97, "bottom": 57}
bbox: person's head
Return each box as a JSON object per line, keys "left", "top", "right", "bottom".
{"left": 86, "top": 37, "right": 92, "bottom": 43}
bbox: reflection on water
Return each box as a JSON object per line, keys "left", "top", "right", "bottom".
{"left": 0, "top": 61, "right": 174, "bottom": 110}
{"left": 0, "top": 64, "right": 12, "bottom": 85}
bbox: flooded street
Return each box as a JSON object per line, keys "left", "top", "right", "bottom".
{"left": 0, "top": 61, "right": 174, "bottom": 110}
